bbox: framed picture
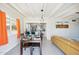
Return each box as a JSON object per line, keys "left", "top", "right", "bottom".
{"left": 56, "top": 24, "right": 69, "bottom": 28}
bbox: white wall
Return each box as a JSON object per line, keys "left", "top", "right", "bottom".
{"left": 45, "top": 19, "right": 54, "bottom": 40}
{"left": 47, "top": 18, "right": 79, "bottom": 41}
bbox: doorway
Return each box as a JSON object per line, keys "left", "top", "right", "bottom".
{"left": 25, "top": 23, "right": 46, "bottom": 39}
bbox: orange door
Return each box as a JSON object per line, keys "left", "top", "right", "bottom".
{"left": 0, "top": 11, "right": 8, "bottom": 45}
{"left": 16, "top": 18, "right": 20, "bottom": 38}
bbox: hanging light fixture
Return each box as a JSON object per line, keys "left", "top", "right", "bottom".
{"left": 41, "top": 9, "right": 44, "bottom": 23}
{"left": 40, "top": 4, "right": 46, "bottom": 23}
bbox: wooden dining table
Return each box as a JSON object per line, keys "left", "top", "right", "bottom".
{"left": 20, "top": 37, "right": 42, "bottom": 55}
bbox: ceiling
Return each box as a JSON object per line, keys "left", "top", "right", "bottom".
{"left": 0, "top": 3, "right": 79, "bottom": 20}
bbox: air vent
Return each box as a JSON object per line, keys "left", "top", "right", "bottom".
{"left": 72, "top": 20, "right": 76, "bottom": 22}
{"left": 76, "top": 12, "right": 79, "bottom": 14}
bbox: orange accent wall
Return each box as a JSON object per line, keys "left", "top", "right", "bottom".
{"left": 0, "top": 11, "right": 8, "bottom": 45}
{"left": 16, "top": 18, "right": 20, "bottom": 38}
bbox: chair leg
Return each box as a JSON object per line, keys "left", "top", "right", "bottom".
{"left": 30, "top": 47, "right": 34, "bottom": 55}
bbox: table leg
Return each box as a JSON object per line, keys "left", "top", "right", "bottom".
{"left": 20, "top": 40, "right": 23, "bottom": 55}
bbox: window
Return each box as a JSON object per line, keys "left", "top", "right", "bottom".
{"left": 6, "top": 18, "right": 10, "bottom": 31}
{"left": 6, "top": 17, "right": 16, "bottom": 32}
{"left": 11, "top": 19, "right": 16, "bottom": 32}
{"left": 12, "top": 24, "right": 16, "bottom": 31}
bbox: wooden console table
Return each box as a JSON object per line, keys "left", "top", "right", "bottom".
{"left": 51, "top": 36, "right": 79, "bottom": 55}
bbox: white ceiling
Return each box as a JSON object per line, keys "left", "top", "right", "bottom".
{"left": 0, "top": 3, "right": 79, "bottom": 20}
